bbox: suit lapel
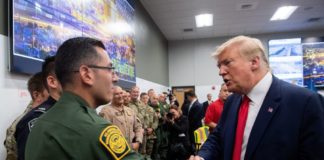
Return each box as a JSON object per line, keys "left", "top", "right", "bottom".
{"left": 189, "top": 100, "right": 198, "bottom": 116}
{"left": 244, "top": 77, "right": 281, "bottom": 160}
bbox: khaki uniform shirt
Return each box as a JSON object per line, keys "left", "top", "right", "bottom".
{"left": 25, "top": 92, "right": 143, "bottom": 160}
{"left": 99, "top": 104, "right": 143, "bottom": 145}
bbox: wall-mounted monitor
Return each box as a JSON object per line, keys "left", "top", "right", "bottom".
{"left": 268, "top": 38, "right": 304, "bottom": 87}
{"left": 9, "top": 0, "right": 136, "bottom": 88}
{"left": 268, "top": 37, "right": 324, "bottom": 89}
{"left": 302, "top": 37, "right": 324, "bottom": 88}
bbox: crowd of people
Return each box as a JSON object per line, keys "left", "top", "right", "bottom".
{"left": 4, "top": 35, "right": 324, "bottom": 160}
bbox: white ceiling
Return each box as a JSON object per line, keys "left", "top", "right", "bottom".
{"left": 140, "top": 0, "right": 324, "bottom": 40}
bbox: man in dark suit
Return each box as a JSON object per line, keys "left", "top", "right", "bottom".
{"left": 190, "top": 35, "right": 324, "bottom": 160}
{"left": 202, "top": 93, "right": 213, "bottom": 116}
{"left": 185, "top": 91, "right": 204, "bottom": 148}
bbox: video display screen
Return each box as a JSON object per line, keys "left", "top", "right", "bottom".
{"left": 10, "top": 0, "right": 136, "bottom": 87}
{"left": 303, "top": 40, "right": 324, "bottom": 87}
{"left": 269, "top": 38, "right": 304, "bottom": 86}
{"left": 269, "top": 37, "right": 324, "bottom": 88}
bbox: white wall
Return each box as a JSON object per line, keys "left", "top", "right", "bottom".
{"left": 169, "top": 30, "right": 324, "bottom": 100}
{"left": 136, "top": 77, "right": 169, "bottom": 94}
{"left": 195, "top": 84, "right": 221, "bottom": 103}
{"left": 0, "top": 35, "right": 31, "bottom": 159}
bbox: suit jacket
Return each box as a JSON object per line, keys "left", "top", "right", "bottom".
{"left": 187, "top": 100, "right": 204, "bottom": 144}
{"left": 181, "top": 100, "right": 190, "bottom": 117}
{"left": 198, "top": 76, "right": 324, "bottom": 160}
{"left": 202, "top": 101, "right": 211, "bottom": 116}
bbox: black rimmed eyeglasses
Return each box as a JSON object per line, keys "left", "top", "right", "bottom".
{"left": 72, "top": 65, "right": 115, "bottom": 72}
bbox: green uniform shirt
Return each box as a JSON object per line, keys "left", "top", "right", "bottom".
{"left": 25, "top": 92, "right": 142, "bottom": 160}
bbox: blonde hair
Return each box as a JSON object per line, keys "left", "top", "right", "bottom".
{"left": 213, "top": 35, "right": 269, "bottom": 67}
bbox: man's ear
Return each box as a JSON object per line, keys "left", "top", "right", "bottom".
{"left": 32, "top": 91, "right": 39, "bottom": 100}
{"left": 250, "top": 56, "right": 260, "bottom": 71}
{"left": 47, "top": 75, "right": 60, "bottom": 89}
{"left": 79, "top": 65, "right": 94, "bottom": 86}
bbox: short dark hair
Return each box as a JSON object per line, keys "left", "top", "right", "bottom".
{"left": 55, "top": 37, "right": 106, "bottom": 87}
{"left": 42, "top": 56, "right": 56, "bottom": 90}
{"left": 186, "top": 90, "right": 196, "bottom": 98}
{"left": 140, "top": 92, "right": 148, "bottom": 98}
{"left": 28, "top": 72, "right": 46, "bottom": 100}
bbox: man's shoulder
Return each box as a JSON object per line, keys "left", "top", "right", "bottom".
{"left": 30, "top": 112, "right": 110, "bottom": 140}
{"left": 128, "top": 102, "right": 137, "bottom": 108}
{"left": 279, "top": 79, "right": 315, "bottom": 96}
{"left": 138, "top": 102, "right": 146, "bottom": 108}
{"left": 26, "top": 120, "right": 123, "bottom": 159}
{"left": 269, "top": 77, "right": 321, "bottom": 104}
{"left": 22, "top": 98, "right": 55, "bottom": 121}
{"left": 192, "top": 100, "right": 202, "bottom": 108}
{"left": 145, "top": 105, "right": 154, "bottom": 112}
{"left": 96, "top": 124, "right": 142, "bottom": 159}
{"left": 206, "top": 101, "right": 218, "bottom": 112}
{"left": 128, "top": 104, "right": 138, "bottom": 113}
{"left": 100, "top": 105, "right": 115, "bottom": 113}
{"left": 124, "top": 106, "right": 136, "bottom": 115}
{"left": 35, "top": 103, "right": 110, "bottom": 135}
{"left": 16, "top": 107, "right": 46, "bottom": 132}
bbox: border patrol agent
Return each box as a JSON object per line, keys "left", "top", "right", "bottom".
{"left": 25, "top": 37, "right": 143, "bottom": 160}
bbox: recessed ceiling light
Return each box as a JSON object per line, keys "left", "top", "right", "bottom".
{"left": 195, "top": 14, "right": 213, "bottom": 28}
{"left": 270, "top": 6, "right": 298, "bottom": 21}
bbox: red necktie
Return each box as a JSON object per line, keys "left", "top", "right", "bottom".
{"left": 232, "top": 96, "right": 250, "bottom": 160}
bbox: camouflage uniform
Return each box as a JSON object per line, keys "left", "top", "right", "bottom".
{"left": 146, "top": 104, "right": 159, "bottom": 160}
{"left": 159, "top": 102, "right": 170, "bottom": 115}
{"left": 151, "top": 102, "right": 170, "bottom": 160}
{"left": 129, "top": 100, "right": 157, "bottom": 159}
{"left": 4, "top": 102, "right": 33, "bottom": 160}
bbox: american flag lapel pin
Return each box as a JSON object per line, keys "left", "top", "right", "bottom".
{"left": 268, "top": 107, "right": 273, "bottom": 113}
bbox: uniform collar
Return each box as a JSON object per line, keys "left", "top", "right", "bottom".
{"left": 111, "top": 104, "right": 125, "bottom": 112}
{"left": 131, "top": 99, "right": 141, "bottom": 105}
{"left": 60, "top": 91, "right": 99, "bottom": 117}
{"left": 61, "top": 91, "right": 90, "bottom": 106}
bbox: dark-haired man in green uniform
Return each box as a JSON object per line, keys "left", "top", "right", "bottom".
{"left": 25, "top": 37, "right": 143, "bottom": 160}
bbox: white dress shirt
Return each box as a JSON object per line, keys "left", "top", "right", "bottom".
{"left": 240, "top": 72, "right": 273, "bottom": 160}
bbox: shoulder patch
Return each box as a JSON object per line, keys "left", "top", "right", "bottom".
{"left": 99, "top": 125, "right": 131, "bottom": 160}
